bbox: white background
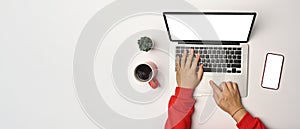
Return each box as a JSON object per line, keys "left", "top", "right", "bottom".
{"left": 1, "top": 0, "right": 300, "bottom": 129}
{"left": 0, "top": 0, "right": 109, "bottom": 128}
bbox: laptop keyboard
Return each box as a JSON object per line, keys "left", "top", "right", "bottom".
{"left": 176, "top": 46, "right": 242, "bottom": 73}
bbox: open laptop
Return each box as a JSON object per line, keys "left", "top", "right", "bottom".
{"left": 163, "top": 12, "right": 256, "bottom": 97}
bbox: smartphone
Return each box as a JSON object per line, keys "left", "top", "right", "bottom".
{"left": 261, "top": 53, "right": 285, "bottom": 90}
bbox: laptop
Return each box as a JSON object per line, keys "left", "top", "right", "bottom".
{"left": 163, "top": 12, "right": 257, "bottom": 97}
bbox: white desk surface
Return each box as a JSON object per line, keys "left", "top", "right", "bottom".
{"left": 1, "top": 0, "right": 300, "bottom": 129}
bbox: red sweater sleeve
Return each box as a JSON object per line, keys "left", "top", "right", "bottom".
{"left": 165, "top": 87, "right": 266, "bottom": 129}
{"left": 237, "top": 112, "right": 266, "bottom": 129}
{"left": 165, "top": 87, "right": 195, "bottom": 129}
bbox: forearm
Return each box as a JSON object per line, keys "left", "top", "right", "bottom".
{"left": 236, "top": 112, "right": 266, "bottom": 129}
{"left": 165, "top": 87, "right": 195, "bottom": 129}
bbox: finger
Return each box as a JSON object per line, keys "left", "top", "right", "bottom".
{"left": 212, "top": 89, "right": 220, "bottom": 103}
{"left": 210, "top": 81, "right": 220, "bottom": 100}
{"left": 191, "top": 53, "right": 200, "bottom": 70}
{"left": 209, "top": 80, "right": 222, "bottom": 97}
{"left": 226, "top": 81, "right": 234, "bottom": 92}
{"left": 176, "top": 56, "right": 180, "bottom": 72}
{"left": 221, "top": 82, "right": 230, "bottom": 94}
{"left": 219, "top": 82, "right": 226, "bottom": 92}
{"left": 232, "top": 82, "right": 241, "bottom": 97}
{"left": 184, "top": 49, "right": 194, "bottom": 68}
{"left": 197, "top": 64, "right": 204, "bottom": 80}
{"left": 232, "top": 82, "right": 238, "bottom": 91}
{"left": 180, "top": 50, "right": 187, "bottom": 68}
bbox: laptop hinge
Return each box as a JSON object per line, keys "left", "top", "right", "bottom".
{"left": 178, "top": 41, "right": 240, "bottom": 45}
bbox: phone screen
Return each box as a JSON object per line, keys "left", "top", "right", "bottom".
{"left": 261, "top": 53, "right": 284, "bottom": 90}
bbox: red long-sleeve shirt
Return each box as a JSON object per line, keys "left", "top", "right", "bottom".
{"left": 165, "top": 87, "right": 266, "bottom": 129}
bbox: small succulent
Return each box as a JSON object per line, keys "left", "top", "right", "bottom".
{"left": 138, "top": 36, "right": 153, "bottom": 52}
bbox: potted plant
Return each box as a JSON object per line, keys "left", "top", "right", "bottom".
{"left": 137, "top": 36, "right": 154, "bottom": 52}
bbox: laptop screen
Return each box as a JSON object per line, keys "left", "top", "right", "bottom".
{"left": 163, "top": 12, "right": 256, "bottom": 43}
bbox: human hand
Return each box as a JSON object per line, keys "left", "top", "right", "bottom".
{"left": 176, "top": 49, "right": 204, "bottom": 90}
{"left": 209, "top": 80, "right": 247, "bottom": 122}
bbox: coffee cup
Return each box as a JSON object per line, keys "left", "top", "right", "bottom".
{"left": 134, "top": 61, "right": 159, "bottom": 89}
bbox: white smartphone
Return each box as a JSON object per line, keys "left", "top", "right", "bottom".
{"left": 261, "top": 53, "right": 285, "bottom": 90}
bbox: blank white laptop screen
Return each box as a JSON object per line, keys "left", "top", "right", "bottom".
{"left": 164, "top": 13, "right": 256, "bottom": 42}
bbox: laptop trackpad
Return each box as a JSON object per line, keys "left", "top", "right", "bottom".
{"left": 193, "top": 74, "right": 240, "bottom": 96}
